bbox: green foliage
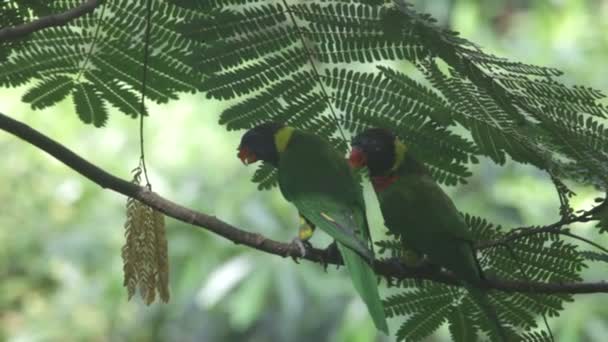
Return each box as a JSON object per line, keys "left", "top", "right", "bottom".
{"left": 252, "top": 162, "right": 278, "bottom": 190}
{"left": 22, "top": 75, "right": 75, "bottom": 110}
{"left": 3, "top": 0, "right": 608, "bottom": 341}
{"left": 324, "top": 66, "right": 478, "bottom": 185}
{"left": 73, "top": 82, "right": 108, "bottom": 127}
{"left": 0, "top": 0, "right": 199, "bottom": 123}
{"left": 5, "top": 0, "right": 605, "bottom": 187}
{"left": 377, "top": 214, "right": 586, "bottom": 340}
{"left": 171, "top": 0, "right": 608, "bottom": 192}
{"left": 520, "top": 330, "right": 554, "bottom": 342}
{"left": 580, "top": 251, "right": 608, "bottom": 264}
{"left": 0, "top": 1, "right": 59, "bottom": 61}
{"left": 447, "top": 306, "right": 478, "bottom": 342}
{"left": 384, "top": 284, "right": 454, "bottom": 341}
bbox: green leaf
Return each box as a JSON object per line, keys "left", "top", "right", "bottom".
{"left": 252, "top": 163, "right": 278, "bottom": 190}
{"left": 388, "top": 286, "right": 454, "bottom": 341}
{"left": 580, "top": 250, "right": 608, "bottom": 263}
{"left": 520, "top": 330, "right": 553, "bottom": 342}
{"left": 72, "top": 83, "right": 108, "bottom": 127}
{"left": 1, "top": 0, "right": 197, "bottom": 122}
{"left": 22, "top": 75, "right": 74, "bottom": 109}
{"left": 85, "top": 71, "right": 141, "bottom": 118}
{"left": 384, "top": 284, "right": 456, "bottom": 318}
{"left": 447, "top": 306, "right": 478, "bottom": 342}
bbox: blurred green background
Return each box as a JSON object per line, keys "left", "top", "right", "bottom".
{"left": 1, "top": 0, "right": 608, "bottom": 341}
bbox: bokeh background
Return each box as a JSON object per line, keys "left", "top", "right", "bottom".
{"left": 1, "top": 0, "right": 608, "bottom": 341}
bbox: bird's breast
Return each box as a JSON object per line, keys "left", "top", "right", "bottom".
{"left": 371, "top": 174, "right": 399, "bottom": 192}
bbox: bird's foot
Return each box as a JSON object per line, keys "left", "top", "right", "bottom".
{"left": 401, "top": 249, "right": 423, "bottom": 268}
{"left": 289, "top": 237, "right": 312, "bottom": 263}
{"left": 320, "top": 241, "right": 342, "bottom": 271}
{"left": 385, "top": 250, "right": 424, "bottom": 270}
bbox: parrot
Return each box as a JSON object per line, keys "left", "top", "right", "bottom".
{"left": 349, "top": 128, "right": 507, "bottom": 341}
{"left": 237, "top": 122, "right": 389, "bottom": 334}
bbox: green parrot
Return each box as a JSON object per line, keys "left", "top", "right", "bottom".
{"left": 349, "top": 128, "right": 506, "bottom": 341}
{"left": 237, "top": 122, "right": 389, "bottom": 334}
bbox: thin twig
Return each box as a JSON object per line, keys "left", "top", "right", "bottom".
{"left": 282, "top": 0, "right": 348, "bottom": 144}
{"left": 0, "top": 0, "right": 100, "bottom": 41}
{"left": 560, "top": 231, "right": 608, "bottom": 255}
{"left": 138, "top": 0, "right": 153, "bottom": 187}
{"left": 478, "top": 213, "right": 595, "bottom": 250}
{"left": 75, "top": 1, "right": 108, "bottom": 82}
{"left": 1, "top": 110, "right": 608, "bottom": 295}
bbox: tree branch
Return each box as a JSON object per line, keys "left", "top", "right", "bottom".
{"left": 0, "top": 111, "right": 607, "bottom": 295}
{"left": 0, "top": 0, "right": 100, "bottom": 42}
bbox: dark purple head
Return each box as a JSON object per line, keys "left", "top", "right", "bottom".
{"left": 237, "top": 122, "right": 284, "bottom": 166}
{"left": 350, "top": 128, "right": 398, "bottom": 176}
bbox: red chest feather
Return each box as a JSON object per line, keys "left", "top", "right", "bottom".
{"left": 371, "top": 175, "right": 399, "bottom": 192}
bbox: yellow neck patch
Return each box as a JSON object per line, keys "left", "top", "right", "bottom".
{"left": 389, "top": 138, "right": 407, "bottom": 173}
{"left": 274, "top": 126, "right": 295, "bottom": 153}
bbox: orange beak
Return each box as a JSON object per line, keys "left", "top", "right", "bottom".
{"left": 238, "top": 146, "right": 257, "bottom": 165}
{"left": 348, "top": 147, "right": 367, "bottom": 169}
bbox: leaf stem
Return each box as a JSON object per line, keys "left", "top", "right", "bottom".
{"left": 138, "top": 0, "right": 153, "bottom": 187}
{"left": 282, "top": 0, "right": 348, "bottom": 145}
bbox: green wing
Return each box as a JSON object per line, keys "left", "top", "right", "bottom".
{"left": 278, "top": 131, "right": 374, "bottom": 255}
{"left": 290, "top": 195, "right": 373, "bottom": 261}
{"left": 379, "top": 173, "right": 480, "bottom": 283}
{"left": 386, "top": 174, "right": 472, "bottom": 241}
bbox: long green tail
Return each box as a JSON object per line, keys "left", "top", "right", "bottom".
{"left": 338, "top": 243, "right": 389, "bottom": 334}
{"left": 465, "top": 285, "right": 508, "bottom": 342}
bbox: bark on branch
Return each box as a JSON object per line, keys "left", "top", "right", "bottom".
{"left": 0, "top": 0, "right": 100, "bottom": 41}
{"left": 0, "top": 111, "right": 607, "bottom": 295}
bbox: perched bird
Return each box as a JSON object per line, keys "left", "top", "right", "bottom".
{"left": 237, "top": 122, "right": 389, "bottom": 334}
{"left": 349, "top": 128, "right": 506, "bottom": 341}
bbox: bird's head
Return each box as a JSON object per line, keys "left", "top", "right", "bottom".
{"left": 349, "top": 128, "right": 407, "bottom": 176}
{"left": 237, "top": 122, "right": 289, "bottom": 167}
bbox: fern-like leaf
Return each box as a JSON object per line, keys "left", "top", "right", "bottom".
{"left": 22, "top": 75, "right": 74, "bottom": 110}
{"left": 1, "top": 0, "right": 198, "bottom": 124}
{"left": 521, "top": 330, "right": 553, "bottom": 342}
{"left": 73, "top": 82, "right": 108, "bottom": 127}
{"left": 447, "top": 305, "right": 478, "bottom": 342}
{"left": 252, "top": 162, "right": 278, "bottom": 190}
{"left": 385, "top": 285, "right": 455, "bottom": 341}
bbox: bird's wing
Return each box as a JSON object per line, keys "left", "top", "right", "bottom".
{"left": 290, "top": 195, "right": 374, "bottom": 261}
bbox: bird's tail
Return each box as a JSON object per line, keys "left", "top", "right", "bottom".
{"left": 465, "top": 285, "right": 510, "bottom": 342}
{"left": 338, "top": 243, "right": 389, "bottom": 334}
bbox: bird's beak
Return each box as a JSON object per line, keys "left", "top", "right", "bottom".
{"left": 237, "top": 146, "right": 257, "bottom": 165}
{"left": 348, "top": 147, "right": 367, "bottom": 169}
